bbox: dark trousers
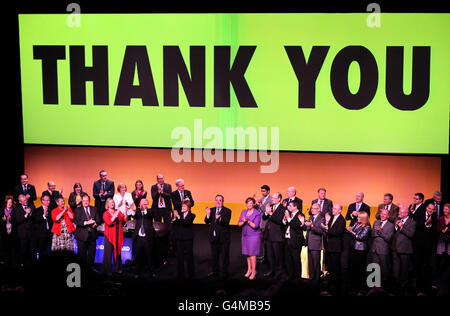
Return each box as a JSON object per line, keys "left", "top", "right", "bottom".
{"left": 308, "top": 249, "right": 321, "bottom": 286}
{"left": 18, "top": 236, "right": 32, "bottom": 266}
{"left": 103, "top": 236, "right": 122, "bottom": 275}
{"left": 154, "top": 208, "right": 171, "bottom": 223}
{"left": 210, "top": 238, "right": 230, "bottom": 278}
{"left": 370, "top": 252, "right": 390, "bottom": 285}
{"left": 392, "top": 252, "right": 412, "bottom": 288}
{"left": 327, "top": 251, "right": 342, "bottom": 292}
{"left": 349, "top": 249, "right": 368, "bottom": 292}
{"left": 176, "top": 238, "right": 194, "bottom": 279}
{"left": 267, "top": 240, "right": 284, "bottom": 277}
{"left": 415, "top": 245, "right": 434, "bottom": 293}
{"left": 77, "top": 234, "right": 97, "bottom": 268}
{"left": 31, "top": 233, "right": 51, "bottom": 261}
{"left": 284, "top": 240, "right": 302, "bottom": 278}
{"left": 134, "top": 236, "right": 153, "bottom": 274}
{"left": 0, "top": 233, "right": 18, "bottom": 267}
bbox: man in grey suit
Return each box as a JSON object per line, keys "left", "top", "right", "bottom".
{"left": 255, "top": 185, "right": 272, "bottom": 263}
{"left": 391, "top": 207, "right": 416, "bottom": 291}
{"left": 305, "top": 203, "right": 325, "bottom": 287}
{"left": 370, "top": 209, "right": 395, "bottom": 286}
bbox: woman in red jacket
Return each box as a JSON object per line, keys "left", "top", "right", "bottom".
{"left": 103, "top": 198, "right": 128, "bottom": 276}
{"left": 51, "top": 197, "right": 75, "bottom": 251}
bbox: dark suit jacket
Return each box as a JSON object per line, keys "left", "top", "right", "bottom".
{"left": 282, "top": 196, "right": 303, "bottom": 213}
{"left": 74, "top": 206, "right": 101, "bottom": 242}
{"left": 151, "top": 183, "right": 173, "bottom": 211}
{"left": 306, "top": 214, "right": 325, "bottom": 251}
{"left": 41, "top": 190, "right": 62, "bottom": 211}
{"left": 13, "top": 184, "right": 37, "bottom": 206}
{"left": 11, "top": 204, "right": 35, "bottom": 240}
{"left": 376, "top": 203, "right": 399, "bottom": 223}
{"left": 284, "top": 212, "right": 305, "bottom": 248}
{"left": 132, "top": 208, "right": 156, "bottom": 241}
{"left": 262, "top": 204, "right": 286, "bottom": 243}
{"left": 325, "top": 214, "right": 346, "bottom": 252}
{"left": 424, "top": 198, "right": 445, "bottom": 217}
{"left": 392, "top": 217, "right": 416, "bottom": 254}
{"left": 32, "top": 206, "right": 53, "bottom": 238}
{"left": 413, "top": 208, "right": 438, "bottom": 248}
{"left": 92, "top": 180, "right": 115, "bottom": 209}
{"left": 370, "top": 220, "right": 395, "bottom": 255}
{"left": 346, "top": 202, "right": 371, "bottom": 226}
{"left": 408, "top": 203, "right": 426, "bottom": 221}
{"left": 171, "top": 189, "right": 194, "bottom": 212}
{"left": 204, "top": 206, "right": 231, "bottom": 243}
{"left": 173, "top": 212, "right": 196, "bottom": 240}
{"left": 311, "top": 198, "right": 333, "bottom": 216}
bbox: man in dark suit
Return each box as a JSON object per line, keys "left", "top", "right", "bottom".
{"left": 370, "top": 208, "right": 395, "bottom": 286}
{"left": 74, "top": 194, "right": 101, "bottom": 268}
{"left": 11, "top": 194, "right": 35, "bottom": 266}
{"left": 282, "top": 186, "right": 303, "bottom": 213}
{"left": 322, "top": 204, "right": 346, "bottom": 293}
{"left": 92, "top": 170, "right": 115, "bottom": 218}
{"left": 413, "top": 203, "right": 438, "bottom": 294}
{"left": 13, "top": 174, "right": 37, "bottom": 207}
{"left": 132, "top": 198, "right": 155, "bottom": 278}
{"left": 283, "top": 199, "right": 305, "bottom": 280}
{"left": 31, "top": 195, "right": 53, "bottom": 260}
{"left": 204, "top": 194, "right": 231, "bottom": 280}
{"left": 255, "top": 184, "right": 272, "bottom": 263}
{"left": 262, "top": 192, "right": 286, "bottom": 278}
{"left": 171, "top": 178, "right": 194, "bottom": 213}
{"left": 424, "top": 191, "right": 444, "bottom": 218}
{"left": 409, "top": 192, "right": 426, "bottom": 221}
{"left": 305, "top": 202, "right": 325, "bottom": 287}
{"left": 311, "top": 187, "right": 333, "bottom": 216}
{"left": 392, "top": 207, "right": 416, "bottom": 292}
{"left": 376, "top": 193, "right": 399, "bottom": 223}
{"left": 41, "top": 181, "right": 63, "bottom": 212}
{"left": 151, "top": 174, "right": 173, "bottom": 223}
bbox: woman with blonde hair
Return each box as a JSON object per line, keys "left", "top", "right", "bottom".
{"left": 346, "top": 211, "right": 371, "bottom": 293}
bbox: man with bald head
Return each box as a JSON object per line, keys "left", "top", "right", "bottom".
{"left": 345, "top": 192, "right": 371, "bottom": 227}
{"left": 282, "top": 187, "right": 303, "bottom": 214}
{"left": 42, "top": 181, "right": 63, "bottom": 211}
{"left": 151, "top": 173, "right": 173, "bottom": 223}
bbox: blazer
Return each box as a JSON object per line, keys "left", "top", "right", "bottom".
{"left": 13, "top": 184, "right": 37, "bottom": 206}
{"left": 325, "top": 214, "right": 346, "bottom": 253}
{"left": 74, "top": 206, "right": 101, "bottom": 242}
{"left": 284, "top": 211, "right": 305, "bottom": 248}
{"left": 392, "top": 217, "right": 416, "bottom": 254}
{"left": 348, "top": 223, "right": 371, "bottom": 251}
{"left": 370, "top": 220, "right": 395, "bottom": 255}
{"left": 424, "top": 198, "right": 445, "bottom": 218}
{"left": 173, "top": 212, "right": 196, "bottom": 240}
{"left": 151, "top": 183, "right": 173, "bottom": 211}
{"left": 346, "top": 202, "right": 371, "bottom": 226}
{"left": 204, "top": 206, "right": 231, "bottom": 243}
{"left": 256, "top": 195, "right": 272, "bottom": 230}
{"left": 306, "top": 214, "right": 325, "bottom": 251}
{"left": 51, "top": 207, "right": 75, "bottom": 235}
{"left": 132, "top": 208, "right": 156, "bottom": 241}
{"left": 11, "top": 204, "right": 35, "bottom": 239}
{"left": 283, "top": 196, "right": 303, "bottom": 213}
{"left": 32, "top": 206, "right": 53, "bottom": 238}
{"left": 92, "top": 180, "right": 115, "bottom": 206}
{"left": 408, "top": 203, "right": 426, "bottom": 221}
{"left": 103, "top": 210, "right": 127, "bottom": 259}
{"left": 68, "top": 192, "right": 84, "bottom": 211}
{"left": 262, "top": 204, "right": 286, "bottom": 242}
{"left": 376, "top": 203, "right": 399, "bottom": 223}
{"left": 413, "top": 208, "right": 438, "bottom": 248}
{"left": 42, "top": 190, "right": 62, "bottom": 211}
{"left": 171, "top": 189, "right": 194, "bottom": 212}
{"left": 311, "top": 198, "right": 333, "bottom": 216}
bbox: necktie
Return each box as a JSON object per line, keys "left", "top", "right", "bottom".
{"left": 435, "top": 203, "right": 440, "bottom": 217}
{"left": 356, "top": 203, "right": 360, "bottom": 211}
{"left": 180, "top": 191, "right": 184, "bottom": 201}
{"left": 44, "top": 208, "right": 49, "bottom": 230}
{"left": 385, "top": 204, "right": 389, "bottom": 210}
{"left": 85, "top": 207, "right": 91, "bottom": 220}
{"left": 102, "top": 182, "right": 106, "bottom": 192}
{"left": 23, "top": 185, "right": 27, "bottom": 195}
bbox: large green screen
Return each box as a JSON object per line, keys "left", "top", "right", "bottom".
{"left": 18, "top": 13, "right": 450, "bottom": 153}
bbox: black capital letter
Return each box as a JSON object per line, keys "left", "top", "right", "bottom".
{"left": 330, "top": 46, "right": 378, "bottom": 110}
{"left": 33, "top": 46, "right": 66, "bottom": 104}
{"left": 214, "top": 46, "right": 257, "bottom": 107}
{"left": 386, "top": 46, "right": 430, "bottom": 111}
{"left": 70, "top": 46, "right": 109, "bottom": 105}
{"left": 285, "top": 46, "right": 329, "bottom": 108}
{"left": 114, "top": 46, "right": 158, "bottom": 106}
{"left": 163, "top": 46, "right": 205, "bottom": 107}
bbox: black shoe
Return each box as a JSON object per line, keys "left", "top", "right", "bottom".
{"left": 208, "top": 272, "right": 219, "bottom": 278}
{"left": 264, "top": 272, "right": 274, "bottom": 278}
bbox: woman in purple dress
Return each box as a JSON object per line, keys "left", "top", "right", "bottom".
{"left": 238, "top": 197, "right": 261, "bottom": 280}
